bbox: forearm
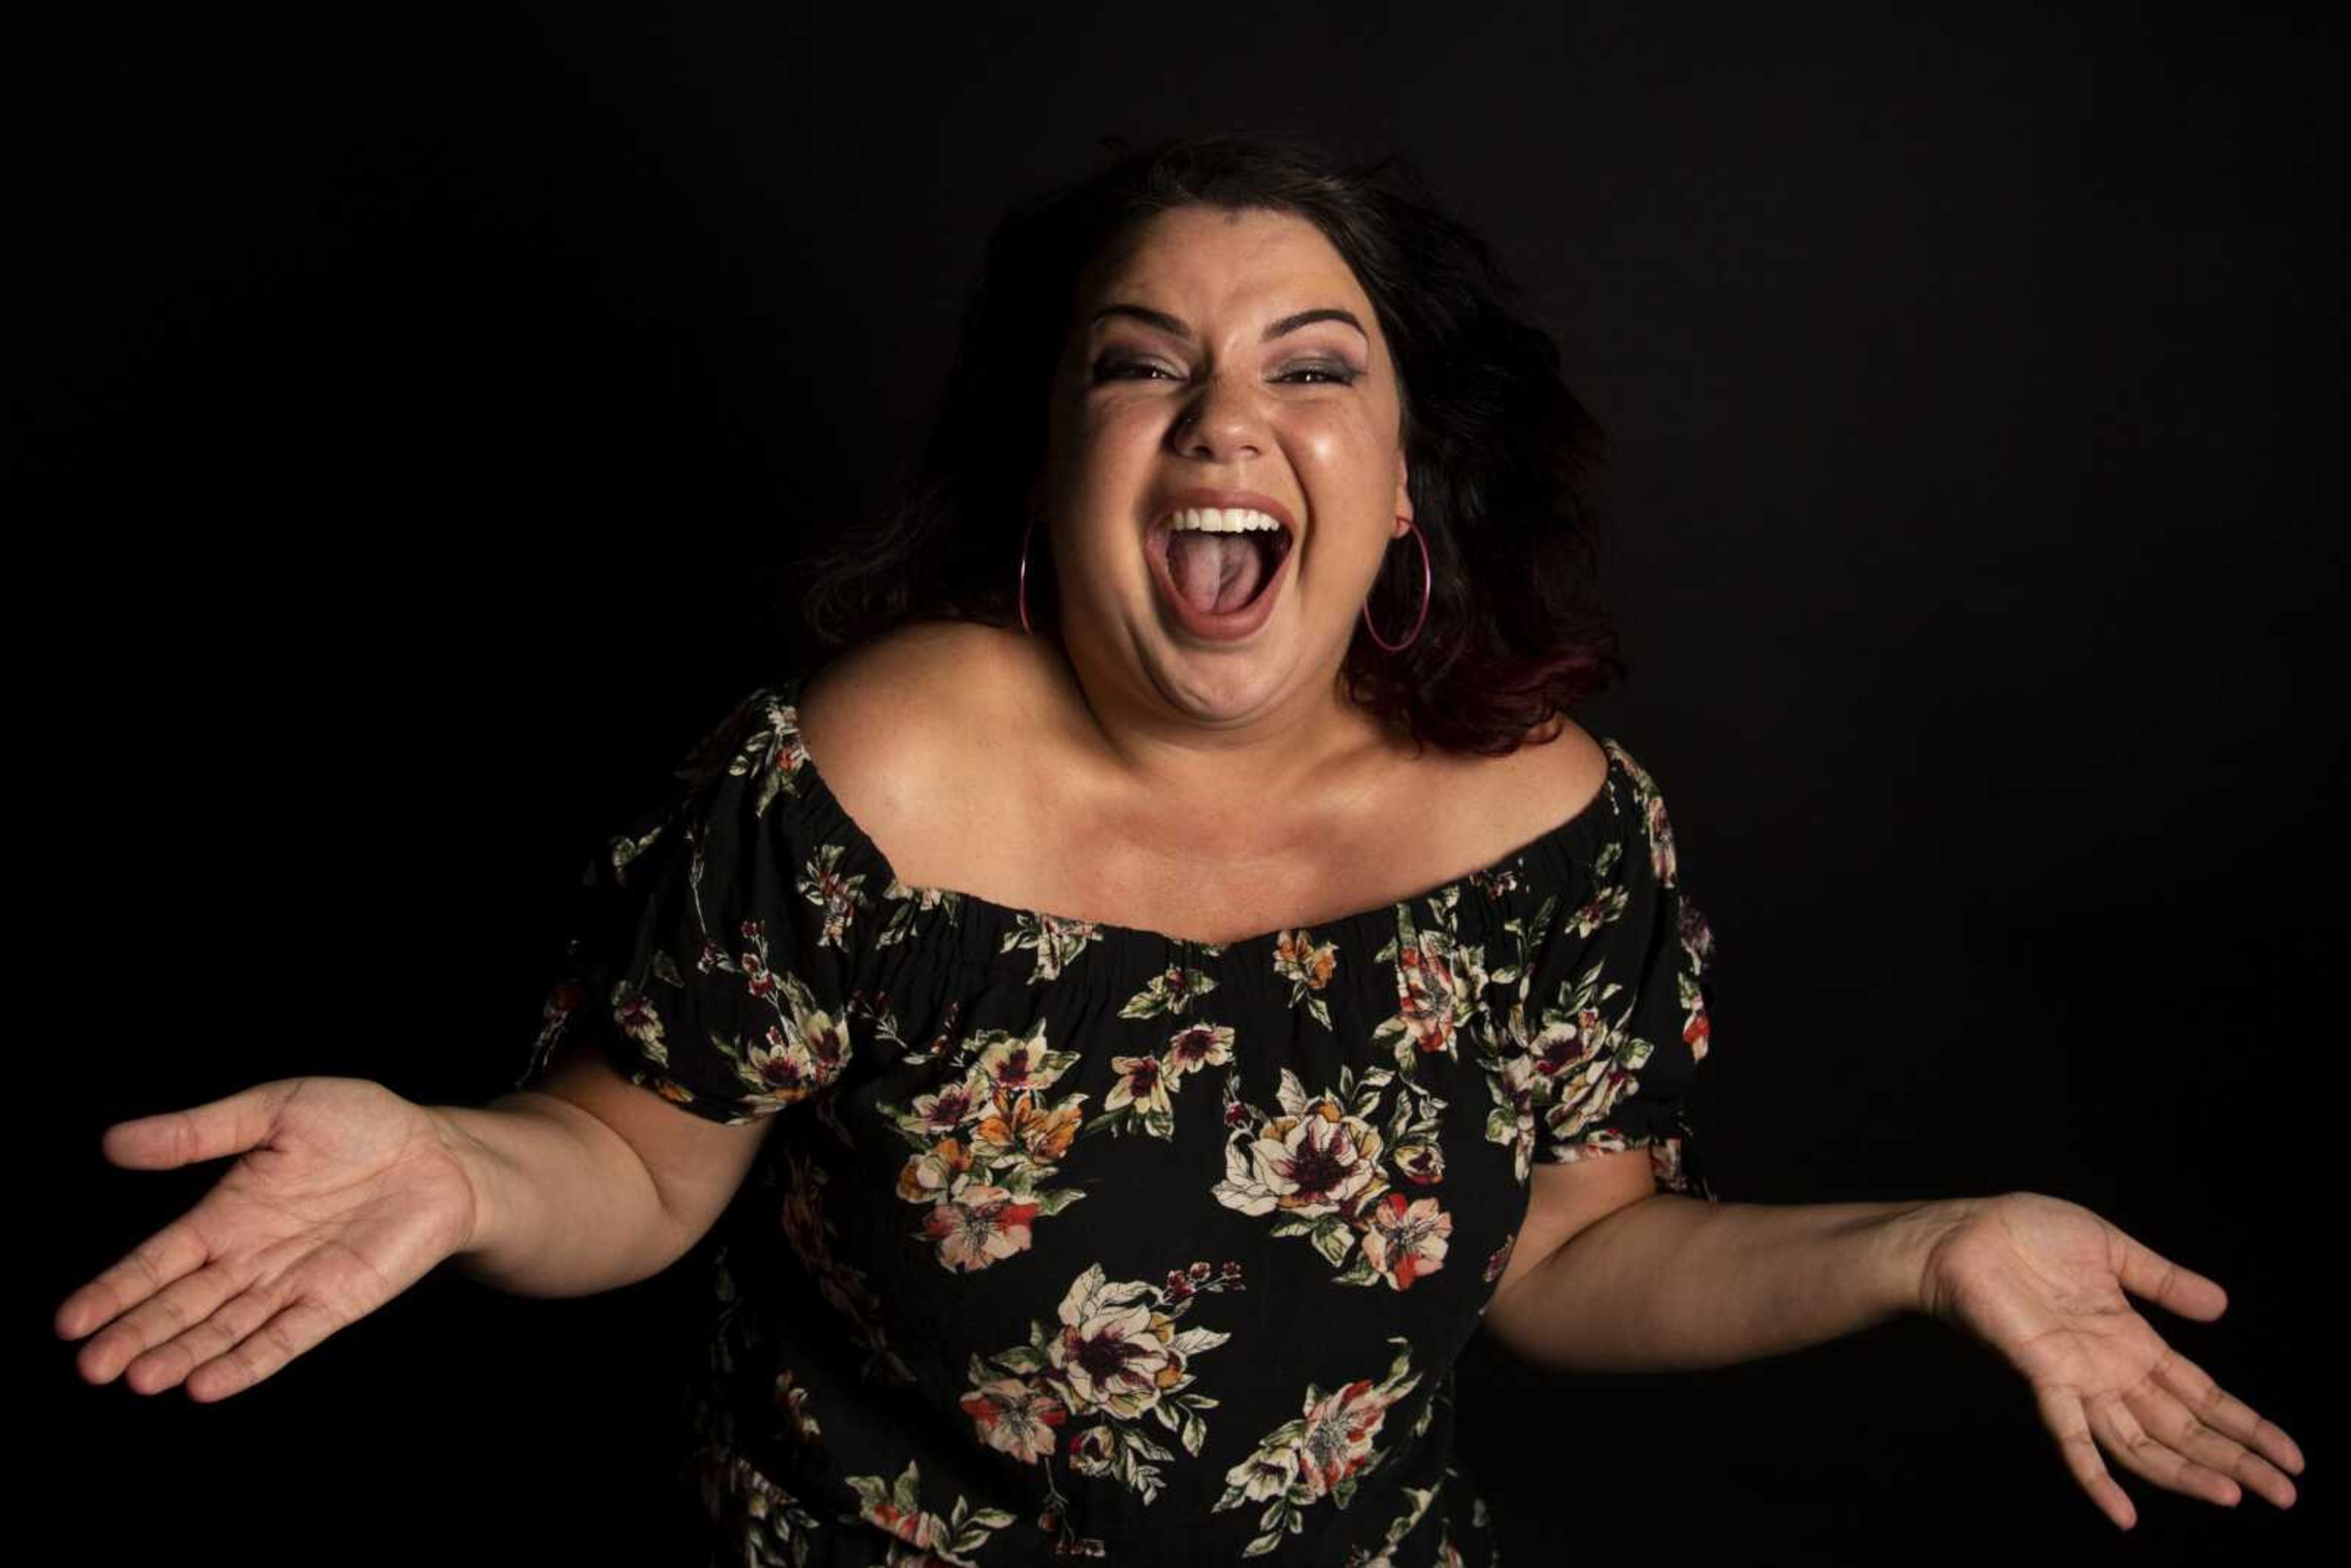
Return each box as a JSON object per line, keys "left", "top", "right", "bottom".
{"left": 429, "top": 1092, "right": 688, "bottom": 1298}
{"left": 1481, "top": 1193, "right": 1979, "bottom": 1374}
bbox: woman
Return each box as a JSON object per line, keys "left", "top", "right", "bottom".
{"left": 54, "top": 133, "right": 2302, "bottom": 1564}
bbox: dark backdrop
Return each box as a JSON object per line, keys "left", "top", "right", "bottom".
{"left": 21, "top": 5, "right": 2333, "bottom": 1562}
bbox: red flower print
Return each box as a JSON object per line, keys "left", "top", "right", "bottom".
{"left": 961, "top": 1375, "right": 1068, "bottom": 1465}
{"left": 1361, "top": 1191, "right": 1452, "bottom": 1289}
{"left": 923, "top": 1184, "right": 1040, "bottom": 1273}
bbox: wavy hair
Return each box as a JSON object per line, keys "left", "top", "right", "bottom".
{"left": 797, "top": 130, "right": 1624, "bottom": 757}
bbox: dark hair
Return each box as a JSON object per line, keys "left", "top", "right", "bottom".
{"left": 798, "top": 130, "right": 1624, "bottom": 757}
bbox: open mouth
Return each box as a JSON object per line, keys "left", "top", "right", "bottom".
{"left": 1146, "top": 516, "right": 1295, "bottom": 617}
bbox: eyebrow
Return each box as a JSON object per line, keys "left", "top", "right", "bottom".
{"left": 1092, "top": 303, "right": 1370, "bottom": 345}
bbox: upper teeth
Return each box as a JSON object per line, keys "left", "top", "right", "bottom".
{"left": 1166, "top": 508, "right": 1283, "bottom": 533}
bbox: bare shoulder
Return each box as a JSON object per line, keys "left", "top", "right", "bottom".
{"left": 794, "top": 619, "right": 1029, "bottom": 823}
{"left": 1501, "top": 710, "right": 1611, "bottom": 831}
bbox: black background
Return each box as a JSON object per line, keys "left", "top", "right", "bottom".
{"left": 20, "top": 5, "right": 2333, "bottom": 1562}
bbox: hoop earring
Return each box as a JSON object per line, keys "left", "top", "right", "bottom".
{"left": 1360, "top": 519, "right": 1430, "bottom": 653}
{"left": 1018, "top": 514, "right": 1038, "bottom": 636}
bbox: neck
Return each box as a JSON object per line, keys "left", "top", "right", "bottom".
{"left": 1038, "top": 631, "right": 1404, "bottom": 851}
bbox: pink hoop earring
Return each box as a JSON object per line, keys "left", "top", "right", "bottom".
{"left": 1361, "top": 519, "right": 1430, "bottom": 653}
{"left": 1018, "top": 514, "right": 1038, "bottom": 636}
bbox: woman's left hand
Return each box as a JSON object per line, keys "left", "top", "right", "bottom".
{"left": 1917, "top": 1191, "right": 2305, "bottom": 1530}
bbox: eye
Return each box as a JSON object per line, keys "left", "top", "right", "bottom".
{"left": 1092, "top": 358, "right": 1361, "bottom": 387}
{"left": 1090, "top": 358, "right": 1176, "bottom": 382}
{"left": 1280, "top": 364, "right": 1360, "bottom": 386}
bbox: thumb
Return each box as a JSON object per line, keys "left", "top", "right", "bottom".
{"left": 100, "top": 1080, "right": 305, "bottom": 1170}
{"left": 2110, "top": 1221, "right": 2229, "bottom": 1322}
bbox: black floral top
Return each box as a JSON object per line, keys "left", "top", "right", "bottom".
{"left": 515, "top": 673, "right": 1719, "bottom": 1567}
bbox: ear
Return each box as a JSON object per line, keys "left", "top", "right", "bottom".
{"left": 1392, "top": 448, "right": 1413, "bottom": 537}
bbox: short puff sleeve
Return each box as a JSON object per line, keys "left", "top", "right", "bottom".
{"left": 1505, "top": 741, "right": 1719, "bottom": 1201}
{"left": 516, "top": 684, "right": 873, "bottom": 1127}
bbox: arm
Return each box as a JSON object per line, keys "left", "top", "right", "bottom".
{"left": 1484, "top": 1179, "right": 2305, "bottom": 1532}
{"left": 1481, "top": 1175, "right": 1971, "bottom": 1374}
{"left": 432, "top": 1038, "right": 774, "bottom": 1298}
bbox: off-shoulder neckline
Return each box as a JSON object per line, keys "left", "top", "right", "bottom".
{"left": 771, "top": 673, "right": 1628, "bottom": 956}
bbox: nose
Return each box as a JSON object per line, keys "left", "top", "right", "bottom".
{"left": 1169, "top": 372, "right": 1264, "bottom": 463}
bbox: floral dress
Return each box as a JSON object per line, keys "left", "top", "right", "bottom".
{"left": 514, "top": 672, "right": 1720, "bottom": 1567}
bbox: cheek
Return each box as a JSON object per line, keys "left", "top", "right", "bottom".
{"left": 1067, "top": 403, "right": 1162, "bottom": 476}
{"left": 1291, "top": 416, "right": 1395, "bottom": 505}
{"left": 1294, "top": 396, "right": 1389, "bottom": 452}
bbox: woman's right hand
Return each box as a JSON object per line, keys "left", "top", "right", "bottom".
{"left": 55, "top": 1077, "right": 482, "bottom": 1402}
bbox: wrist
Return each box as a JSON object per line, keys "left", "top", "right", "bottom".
{"left": 426, "top": 1102, "right": 506, "bottom": 1258}
{"left": 1877, "top": 1196, "right": 1989, "bottom": 1319}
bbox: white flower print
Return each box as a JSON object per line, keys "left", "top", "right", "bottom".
{"left": 1213, "top": 1336, "right": 1425, "bottom": 1556}
{"left": 962, "top": 1261, "right": 1243, "bottom": 1555}
{"left": 1215, "top": 1088, "right": 1387, "bottom": 1221}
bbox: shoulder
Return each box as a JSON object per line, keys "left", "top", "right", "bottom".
{"left": 794, "top": 618, "right": 1032, "bottom": 820}
{"left": 797, "top": 618, "right": 1031, "bottom": 747}
{"left": 1499, "top": 710, "right": 1613, "bottom": 833}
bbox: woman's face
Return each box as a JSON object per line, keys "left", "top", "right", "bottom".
{"left": 1035, "top": 204, "right": 1412, "bottom": 735}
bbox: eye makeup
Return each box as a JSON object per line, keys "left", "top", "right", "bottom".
{"left": 1087, "top": 355, "right": 1364, "bottom": 386}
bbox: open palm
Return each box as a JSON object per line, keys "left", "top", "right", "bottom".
{"left": 1919, "top": 1190, "right": 2305, "bottom": 1529}
{"left": 55, "top": 1077, "right": 480, "bottom": 1402}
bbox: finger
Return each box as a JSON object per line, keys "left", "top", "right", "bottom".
{"left": 2031, "top": 1381, "right": 2139, "bottom": 1530}
{"left": 184, "top": 1294, "right": 349, "bottom": 1403}
{"left": 2107, "top": 1226, "right": 2227, "bottom": 1323}
{"left": 2148, "top": 1349, "right": 2308, "bottom": 1496}
{"left": 99, "top": 1082, "right": 299, "bottom": 1171}
{"left": 78, "top": 1256, "right": 249, "bottom": 1390}
{"left": 123, "top": 1274, "right": 288, "bottom": 1397}
{"left": 2085, "top": 1381, "right": 2244, "bottom": 1511}
{"left": 55, "top": 1217, "right": 214, "bottom": 1345}
{"left": 2129, "top": 1379, "right": 2300, "bottom": 1513}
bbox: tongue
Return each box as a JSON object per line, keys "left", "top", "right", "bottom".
{"left": 1166, "top": 531, "right": 1267, "bottom": 615}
